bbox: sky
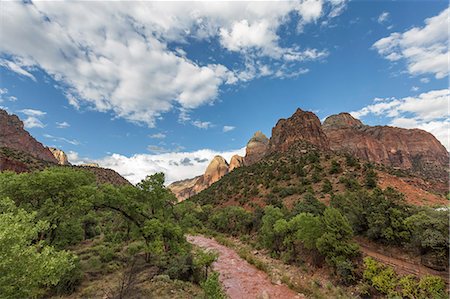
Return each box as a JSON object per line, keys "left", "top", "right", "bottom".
{"left": 0, "top": 1, "right": 448, "bottom": 184}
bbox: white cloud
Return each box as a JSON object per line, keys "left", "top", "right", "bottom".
{"left": 0, "top": 59, "right": 36, "bottom": 81}
{"left": 377, "top": 12, "right": 390, "bottom": 24}
{"left": 411, "top": 86, "right": 419, "bottom": 92}
{"left": 43, "top": 133, "right": 80, "bottom": 146}
{"left": 149, "top": 133, "right": 166, "bottom": 139}
{"left": 18, "top": 108, "right": 46, "bottom": 128}
{"left": 420, "top": 78, "right": 430, "bottom": 83}
{"left": 351, "top": 89, "right": 449, "bottom": 149}
{"left": 0, "top": 1, "right": 338, "bottom": 127}
{"left": 192, "top": 120, "right": 213, "bottom": 129}
{"left": 69, "top": 147, "right": 246, "bottom": 185}
{"left": 373, "top": 8, "right": 449, "bottom": 79}
{"left": 56, "top": 121, "right": 70, "bottom": 128}
{"left": 223, "top": 125, "right": 235, "bottom": 132}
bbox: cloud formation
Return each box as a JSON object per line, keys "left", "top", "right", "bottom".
{"left": 351, "top": 89, "right": 449, "bottom": 150}
{"left": 373, "top": 8, "right": 449, "bottom": 79}
{"left": 18, "top": 109, "right": 46, "bottom": 129}
{"left": 0, "top": 1, "right": 341, "bottom": 127}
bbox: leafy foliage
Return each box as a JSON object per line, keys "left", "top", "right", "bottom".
{"left": 0, "top": 197, "right": 76, "bottom": 298}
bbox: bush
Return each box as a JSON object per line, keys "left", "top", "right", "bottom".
{"left": 293, "top": 193, "right": 326, "bottom": 216}
{"left": 417, "top": 275, "right": 446, "bottom": 299}
{"left": 329, "top": 160, "right": 342, "bottom": 174}
{"left": 201, "top": 272, "right": 226, "bottom": 299}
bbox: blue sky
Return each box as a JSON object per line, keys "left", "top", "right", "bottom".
{"left": 0, "top": 1, "right": 448, "bottom": 184}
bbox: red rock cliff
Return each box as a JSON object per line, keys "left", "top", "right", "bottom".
{"left": 323, "top": 113, "right": 449, "bottom": 181}
{"left": 0, "top": 109, "right": 57, "bottom": 163}
{"left": 269, "top": 108, "right": 330, "bottom": 152}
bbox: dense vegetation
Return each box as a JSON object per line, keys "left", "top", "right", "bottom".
{"left": 184, "top": 147, "right": 448, "bottom": 297}
{"left": 0, "top": 168, "right": 221, "bottom": 298}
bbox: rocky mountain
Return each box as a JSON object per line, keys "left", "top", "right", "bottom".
{"left": 170, "top": 107, "right": 448, "bottom": 200}
{"left": 323, "top": 113, "right": 449, "bottom": 183}
{"left": 0, "top": 109, "right": 130, "bottom": 186}
{"left": 244, "top": 131, "right": 269, "bottom": 165}
{"left": 169, "top": 154, "right": 253, "bottom": 201}
{"left": 269, "top": 108, "right": 330, "bottom": 153}
{"left": 48, "top": 147, "right": 70, "bottom": 165}
{"left": 0, "top": 109, "right": 58, "bottom": 163}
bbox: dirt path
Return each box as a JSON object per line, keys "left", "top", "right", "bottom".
{"left": 187, "top": 235, "right": 303, "bottom": 299}
{"left": 359, "top": 243, "right": 449, "bottom": 284}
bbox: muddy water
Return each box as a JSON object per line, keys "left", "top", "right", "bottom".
{"left": 187, "top": 235, "right": 303, "bottom": 299}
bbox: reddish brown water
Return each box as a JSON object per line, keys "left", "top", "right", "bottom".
{"left": 187, "top": 235, "right": 303, "bottom": 299}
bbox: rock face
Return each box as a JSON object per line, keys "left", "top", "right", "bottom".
{"left": 323, "top": 113, "right": 449, "bottom": 181}
{"left": 169, "top": 156, "right": 230, "bottom": 201}
{"left": 0, "top": 109, "right": 58, "bottom": 163}
{"left": 48, "top": 147, "right": 70, "bottom": 165}
{"left": 229, "top": 154, "right": 245, "bottom": 171}
{"left": 201, "top": 155, "right": 230, "bottom": 188}
{"left": 269, "top": 108, "right": 330, "bottom": 152}
{"left": 245, "top": 131, "right": 269, "bottom": 165}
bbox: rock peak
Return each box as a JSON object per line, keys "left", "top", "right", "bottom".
{"left": 245, "top": 131, "right": 270, "bottom": 165}
{"left": 269, "top": 108, "right": 329, "bottom": 152}
{"left": 323, "top": 112, "right": 364, "bottom": 128}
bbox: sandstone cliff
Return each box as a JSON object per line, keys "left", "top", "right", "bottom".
{"left": 169, "top": 154, "right": 245, "bottom": 201}
{"left": 229, "top": 154, "right": 245, "bottom": 171}
{"left": 269, "top": 108, "right": 330, "bottom": 152}
{"left": 0, "top": 109, "right": 57, "bottom": 163}
{"left": 245, "top": 131, "right": 269, "bottom": 165}
{"left": 323, "top": 113, "right": 449, "bottom": 182}
{"left": 48, "top": 147, "right": 70, "bottom": 165}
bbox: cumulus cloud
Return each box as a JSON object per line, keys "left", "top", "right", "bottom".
{"left": 0, "top": 1, "right": 340, "bottom": 127}
{"left": 351, "top": 89, "right": 449, "bottom": 149}
{"left": 373, "top": 8, "right": 449, "bottom": 79}
{"left": 18, "top": 108, "right": 46, "bottom": 128}
{"left": 69, "top": 147, "right": 246, "bottom": 185}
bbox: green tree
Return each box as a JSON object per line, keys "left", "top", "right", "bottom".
{"left": 0, "top": 197, "right": 76, "bottom": 298}
{"left": 316, "top": 208, "right": 359, "bottom": 277}
{"left": 259, "top": 206, "right": 285, "bottom": 252}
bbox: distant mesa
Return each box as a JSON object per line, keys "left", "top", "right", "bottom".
{"left": 323, "top": 112, "right": 448, "bottom": 181}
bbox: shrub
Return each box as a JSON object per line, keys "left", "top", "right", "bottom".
{"left": 201, "top": 272, "right": 226, "bottom": 299}
{"left": 417, "top": 275, "right": 446, "bottom": 299}
{"left": 329, "top": 160, "right": 342, "bottom": 174}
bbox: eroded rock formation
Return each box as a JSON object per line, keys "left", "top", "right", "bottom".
{"left": 229, "top": 154, "right": 245, "bottom": 171}
{"left": 245, "top": 131, "right": 269, "bottom": 165}
{"left": 269, "top": 108, "right": 330, "bottom": 152}
{"left": 48, "top": 147, "right": 70, "bottom": 165}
